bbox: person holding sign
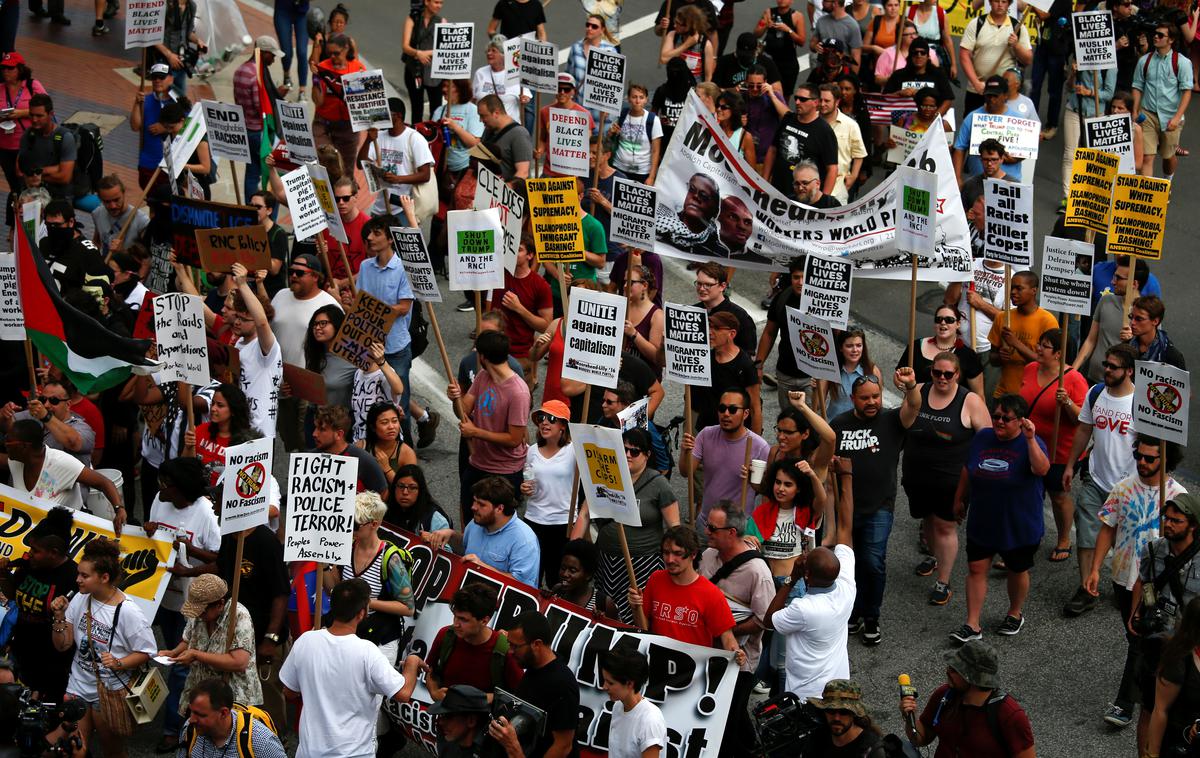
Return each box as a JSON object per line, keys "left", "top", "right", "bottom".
{"left": 1059, "top": 65, "right": 1116, "bottom": 198}
{"left": 958, "top": 0, "right": 1032, "bottom": 114}
{"left": 338, "top": 492, "right": 414, "bottom": 666}
{"left": 473, "top": 36, "right": 530, "bottom": 124}
{"left": 535, "top": 74, "right": 595, "bottom": 174}
{"left": 311, "top": 34, "right": 367, "bottom": 179}
{"left": 490, "top": 235, "right": 553, "bottom": 388}
{"left": 681, "top": 387, "right": 771, "bottom": 528}
{"left": 359, "top": 98, "right": 435, "bottom": 218}
{"left": 1074, "top": 257, "right": 1148, "bottom": 384}
{"left": 897, "top": 305, "right": 986, "bottom": 396}
{"left": 401, "top": 0, "right": 446, "bottom": 121}
{"left": 228, "top": 263, "right": 283, "bottom": 439}
{"left": 157, "top": 101, "right": 213, "bottom": 199}
{"left": 987, "top": 271, "right": 1059, "bottom": 398}
{"left": 1132, "top": 21, "right": 1193, "bottom": 178}
{"left": 952, "top": 77, "right": 1026, "bottom": 184}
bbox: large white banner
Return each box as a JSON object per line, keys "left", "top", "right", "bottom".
{"left": 653, "top": 93, "right": 971, "bottom": 280}
{"left": 570, "top": 423, "right": 641, "bottom": 526}
{"left": 562, "top": 288, "right": 626, "bottom": 388}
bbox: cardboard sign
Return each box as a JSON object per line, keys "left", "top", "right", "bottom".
{"left": 663, "top": 303, "right": 711, "bottom": 386}
{"left": 200, "top": 100, "right": 252, "bottom": 163}
{"left": 281, "top": 166, "right": 328, "bottom": 241}
{"left": 983, "top": 180, "right": 1034, "bottom": 268}
{"left": 159, "top": 102, "right": 207, "bottom": 178}
{"left": 1134, "top": 361, "right": 1190, "bottom": 446}
{"left": 569, "top": 423, "right": 641, "bottom": 526}
{"left": 448, "top": 208, "right": 504, "bottom": 291}
{"left": 967, "top": 113, "right": 1040, "bottom": 159}
{"left": 1073, "top": 11, "right": 1117, "bottom": 71}
{"left": 581, "top": 47, "right": 625, "bottom": 116}
{"left": 520, "top": 37, "right": 559, "bottom": 94}
{"left": 785, "top": 307, "right": 840, "bottom": 382}
{"left": 277, "top": 101, "right": 319, "bottom": 164}
{"left": 282, "top": 362, "right": 328, "bottom": 405}
{"left": 328, "top": 290, "right": 401, "bottom": 372}
{"left": 885, "top": 126, "right": 922, "bottom": 164}
{"left": 0, "top": 252, "right": 21, "bottom": 340}
{"left": 342, "top": 69, "right": 391, "bottom": 132}
{"left": 308, "top": 162, "right": 348, "bottom": 245}
{"left": 284, "top": 453, "right": 359, "bottom": 564}
{"left": 895, "top": 166, "right": 937, "bottom": 258}
{"left": 390, "top": 226, "right": 442, "bottom": 303}
{"left": 1084, "top": 113, "right": 1135, "bottom": 174}
{"left": 432, "top": 23, "right": 473, "bottom": 79}
{"left": 610, "top": 178, "right": 657, "bottom": 250}
{"left": 562, "top": 288, "right": 626, "bottom": 388}
{"left": 1108, "top": 174, "right": 1170, "bottom": 260}
{"left": 220, "top": 438, "right": 274, "bottom": 536}
{"left": 1039, "top": 236, "right": 1094, "bottom": 317}
{"left": 165, "top": 195, "right": 259, "bottom": 267}
{"left": 800, "top": 254, "right": 853, "bottom": 331}
{"left": 195, "top": 225, "right": 271, "bottom": 273}
{"left": 473, "top": 165, "right": 526, "bottom": 273}
{"left": 125, "top": 0, "right": 166, "bottom": 48}
{"left": 153, "top": 292, "right": 208, "bottom": 386}
{"left": 1065, "top": 147, "right": 1120, "bottom": 234}
{"left": 526, "top": 177, "right": 585, "bottom": 264}
{"left": 547, "top": 107, "right": 592, "bottom": 177}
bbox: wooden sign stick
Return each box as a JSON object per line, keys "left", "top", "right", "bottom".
{"left": 618, "top": 523, "right": 649, "bottom": 629}
{"left": 566, "top": 384, "right": 592, "bottom": 536}
{"left": 223, "top": 531, "right": 246, "bottom": 651}
{"left": 907, "top": 253, "right": 918, "bottom": 369}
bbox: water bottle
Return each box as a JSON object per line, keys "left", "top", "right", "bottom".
{"left": 523, "top": 464, "right": 536, "bottom": 497}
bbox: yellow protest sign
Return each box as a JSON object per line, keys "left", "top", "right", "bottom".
{"left": 584, "top": 442, "right": 625, "bottom": 490}
{"left": 1108, "top": 174, "right": 1170, "bottom": 260}
{"left": 526, "top": 176, "right": 586, "bottom": 264}
{"left": 1065, "top": 148, "right": 1120, "bottom": 233}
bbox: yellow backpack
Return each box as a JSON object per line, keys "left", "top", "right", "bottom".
{"left": 184, "top": 703, "right": 278, "bottom": 758}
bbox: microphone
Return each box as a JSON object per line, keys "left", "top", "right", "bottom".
{"left": 898, "top": 674, "right": 918, "bottom": 738}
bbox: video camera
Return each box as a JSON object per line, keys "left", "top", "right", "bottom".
{"left": 0, "top": 685, "right": 87, "bottom": 758}
{"left": 751, "top": 692, "right": 825, "bottom": 758}
{"left": 491, "top": 689, "right": 547, "bottom": 757}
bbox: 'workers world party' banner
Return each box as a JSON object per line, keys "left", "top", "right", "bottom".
{"left": 654, "top": 93, "right": 971, "bottom": 280}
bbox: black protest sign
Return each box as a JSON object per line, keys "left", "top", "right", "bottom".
{"left": 168, "top": 196, "right": 259, "bottom": 267}
{"left": 582, "top": 47, "right": 625, "bottom": 116}
{"left": 1073, "top": 11, "right": 1116, "bottom": 71}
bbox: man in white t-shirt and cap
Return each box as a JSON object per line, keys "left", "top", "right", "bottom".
{"left": 359, "top": 98, "right": 435, "bottom": 226}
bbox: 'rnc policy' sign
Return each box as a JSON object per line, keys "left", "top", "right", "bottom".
{"left": 169, "top": 196, "right": 259, "bottom": 267}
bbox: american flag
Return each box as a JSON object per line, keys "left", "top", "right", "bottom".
{"left": 863, "top": 93, "right": 916, "bottom": 126}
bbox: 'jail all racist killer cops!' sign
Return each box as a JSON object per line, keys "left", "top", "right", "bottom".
{"left": 284, "top": 453, "right": 358, "bottom": 565}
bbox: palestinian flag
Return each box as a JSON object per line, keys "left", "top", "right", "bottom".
{"left": 259, "top": 50, "right": 278, "bottom": 190}
{"left": 15, "top": 221, "right": 157, "bottom": 394}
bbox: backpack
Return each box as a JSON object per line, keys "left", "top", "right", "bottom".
{"left": 1142, "top": 50, "right": 1181, "bottom": 81}
{"left": 408, "top": 299, "right": 429, "bottom": 359}
{"left": 183, "top": 704, "right": 278, "bottom": 758}
{"left": 935, "top": 687, "right": 1013, "bottom": 755}
{"left": 432, "top": 629, "right": 511, "bottom": 689}
{"left": 55, "top": 122, "right": 104, "bottom": 194}
{"left": 617, "top": 105, "right": 657, "bottom": 136}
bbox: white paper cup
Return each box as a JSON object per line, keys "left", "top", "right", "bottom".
{"left": 749, "top": 459, "right": 767, "bottom": 485}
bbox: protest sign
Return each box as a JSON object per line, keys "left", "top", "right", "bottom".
{"left": 525, "top": 177, "right": 585, "bottom": 264}
{"left": 308, "top": 162, "right": 348, "bottom": 245}
{"left": 146, "top": 240, "right": 172, "bottom": 293}
{"left": 391, "top": 227, "right": 442, "bottom": 302}
{"left": 282, "top": 362, "right": 328, "bottom": 405}
{"left": 581, "top": 47, "right": 625, "bottom": 116}
{"left": 654, "top": 93, "right": 971, "bottom": 279}
{"left": 1134, "top": 362, "right": 1190, "bottom": 446}
{"left": 967, "top": 113, "right": 1040, "bottom": 159}
{"left": 1108, "top": 174, "right": 1170, "bottom": 260}
{"left": 800, "top": 254, "right": 853, "bottom": 330}
{"left": 220, "top": 438, "right": 273, "bottom": 536}
{"left": 473, "top": 165, "right": 526, "bottom": 273}
{"left": 503, "top": 35, "right": 524, "bottom": 92}
{"left": 277, "top": 101, "right": 319, "bottom": 164}
{"left": 125, "top": 0, "right": 166, "bottom": 47}
{"left": 617, "top": 397, "right": 650, "bottom": 432}
{"left": 562, "top": 288, "right": 626, "bottom": 387}
{"left": 160, "top": 102, "right": 207, "bottom": 178}
{"left": 983, "top": 180, "right": 1033, "bottom": 267}
{"left": 284, "top": 453, "right": 358, "bottom": 564}
{"left": 520, "top": 37, "right": 559, "bottom": 94}
{"left": 1065, "top": 148, "right": 1120, "bottom": 233}
{"left": 0, "top": 484, "right": 175, "bottom": 621}
{"left": 342, "top": 69, "right": 391, "bottom": 131}
{"left": 1073, "top": 11, "right": 1117, "bottom": 71}
{"left": 200, "top": 101, "right": 251, "bottom": 163}
{"left": 1084, "top": 113, "right": 1135, "bottom": 174}
{"left": 448, "top": 208, "right": 504, "bottom": 291}
{"left": 195, "top": 225, "right": 271, "bottom": 272}
{"left": 281, "top": 166, "right": 328, "bottom": 241}
{"left": 153, "top": 292, "right": 208, "bottom": 386}
{"left": 570, "top": 423, "right": 641, "bottom": 524}
{"left": 0, "top": 252, "right": 20, "bottom": 340}
{"left": 663, "top": 303, "right": 711, "bottom": 386}
{"left": 785, "top": 307, "right": 840, "bottom": 382}
{"left": 548, "top": 107, "right": 592, "bottom": 177}
{"left": 886, "top": 126, "right": 922, "bottom": 164}
{"left": 167, "top": 196, "right": 259, "bottom": 268}
{"left": 328, "top": 290, "right": 401, "bottom": 371}
{"left": 895, "top": 166, "right": 937, "bottom": 257}
{"left": 432, "top": 23, "right": 473, "bottom": 79}
{"left": 610, "top": 178, "right": 657, "bottom": 250}
{"left": 1039, "top": 237, "right": 1094, "bottom": 317}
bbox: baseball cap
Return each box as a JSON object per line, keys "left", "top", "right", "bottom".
{"left": 181, "top": 574, "right": 228, "bottom": 619}
{"left": 983, "top": 75, "right": 1007, "bottom": 95}
{"left": 255, "top": 35, "right": 283, "bottom": 56}
{"left": 428, "top": 685, "right": 491, "bottom": 715}
{"left": 0, "top": 52, "right": 25, "bottom": 68}
{"left": 823, "top": 38, "right": 846, "bottom": 54}
{"left": 736, "top": 32, "right": 757, "bottom": 54}
{"left": 292, "top": 252, "right": 325, "bottom": 274}
{"left": 148, "top": 62, "right": 171, "bottom": 78}
{"left": 1168, "top": 493, "right": 1200, "bottom": 522}
{"left": 557, "top": 72, "right": 576, "bottom": 89}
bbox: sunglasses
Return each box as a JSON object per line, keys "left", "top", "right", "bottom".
{"left": 535, "top": 412, "right": 564, "bottom": 423}
{"left": 289, "top": 268, "right": 313, "bottom": 277}
{"left": 717, "top": 104, "right": 731, "bottom": 111}
{"left": 1155, "top": 31, "right": 1169, "bottom": 38}
{"left": 1101, "top": 360, "right": 1129, "bottom": 371}
{"left": 624, "top": 447, "right": 645, "bottom": 457}
{"left": 335, "top": 195, "right": 354, "bottom": 202}
{"left": 716, "top": 404, "right": 744, "bottom": 414}
{"left": 794, "top": 95, "right": 814, "bottom": 102}
{"left": 991, "top": 413, "right": 1018, "bottom": 423}
{"left": 704, "top": 523, "right": 735, "bottom": 532}
{"left": 930, "top": 369, "right": 956, "bottom": 379}
{"left": 852, "top": 375, "right": 881, "bottom": 388}
{"left": 1133, "top": 451, "right": 1161, "bottom": 462}
{"left": 558, "top": 86, "right": 574, "bottom": 92}
{"left": 37, "top": 396, "right": 66, "bottom": 406}
{"left": 934, "top": 315, "right": 957, "bottom": 324}
{"left": 585, "top": 21, "right": 601, "bottom": 28}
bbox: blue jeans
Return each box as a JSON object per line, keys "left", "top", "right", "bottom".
{"left": 385, "top": 345, "right": 413, "bottom": 446}
{"left": 852, "top": 510, "right": 894, "bottom": 622}
{"left": 155, "top": 607, "right": 189, "bottom": 736}
{"left": 1031, "top": 44, "right": 1067, "bottom": 129}
{"left": 273, "top": 1, "right": 310, "bottom": 87}
{"left": 170, "top": 67, "right": 188, "bottom": 97}
{"left": 245, "top": 130, "right": 263, "bottom": 199}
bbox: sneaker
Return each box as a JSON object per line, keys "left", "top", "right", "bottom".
{"left": 949, "top": 623, "right": 982, "bottom": 644}
{"left": 92, "top": 21, "right": 110, "bottom": 35}
{"left": 915, "top": 556, "right": 938, "bottom": 577}
{"left": 996, "top": 614, "right": 1025, "bottom": 636}
{"left": 284, "top": 71, "right": 294, "bottom": 88}
{"left": 761, "top": 373, "right": 777, "bottom": 388}
{"left": 928, "top": 581, "right": 952, "bottom": 606}
{"left": 847, "top": 617, "right": 864, "bottom": 635}
{"left": 29, "top": 7, "right": 50, "bottom": 19}
{"left": 1103, "top": 703, "right": 1134, "bottom": 728}
{"left": 416, "top": 410, "right": 440, "bottom": 449}
{"left": 1063, "top": 586, "right": 1098, "bottom": 617}
{"left": 103, "top": 0, "right": 118, "bottom": 17}
{"left": 752, "top": 680, "right": 771, "bottom": 695}
{"left": 759, "top": 296, "right": 773, "bottom": 309}
{"left": 861, "top": 618, "right": 882, "bottom": 646}
{"left": 455, "top": 298, "right": 475, "bottom": 312}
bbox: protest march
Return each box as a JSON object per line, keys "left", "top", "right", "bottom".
{"left": 0, "top": 0, "right": 1197, "bottom": 756}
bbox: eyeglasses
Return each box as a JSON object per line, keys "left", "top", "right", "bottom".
{"left": 776, "top": 426, "right": 799, "bottom": 435}
{"left": 37, "top": 396, "right": 66, "bottom": 406}
{"left": 1133, "top": 451, "right": 1161, "bottom": 462}
{"left": 852, "top": 375, "right": 881, "bottom": 389}
{"left": 716, "top": 404, "right": 743, "bottom": 414}
{"left": 335, "top": 195, "right": 354, "bottom": 202}
{"left": 717, "top": 104, "right": 731, "bottom": 111}
{"left": 693, "top": 280, "right": 719, "bottom": 290}
{"left": 793, "top": 177, "right": 819, "bottom": 188}
{"left": 624, "top": 447, "right": 645, "bottom": 457}
{"left": 930, "top": 369, "right": 956, "bottom": 379}
{"left": 250, "top": 203, "right": 267, "bottom": 210}
{"left": 312, "top": 319, "right": 332, "bottom": 328}
{"left": 934, "top": 315, "right": 957, "bottom": 324}
{"left": 601, "top": 397, "right": 621, "bottom": 405}
{"left": 910, "top": 48, "right": 928, "bottom": 55}
{"left": 628, "top": 279, "right": 645, "bottom": 286}
{"left": 991, "top": 413, "right": 1018, "bottom": 424}
{"left": 1101, "top": 360, "right": 1128, "bottom": 371}
{"left": 394, "top": 483, "right": 420, "bottom": 492}
{"left": 1130, "top": 314, "right": 1151, "bottom": 323}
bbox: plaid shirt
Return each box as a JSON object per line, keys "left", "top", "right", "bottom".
{"left": 233, "top": 58, "right": 262, "bottom": 132}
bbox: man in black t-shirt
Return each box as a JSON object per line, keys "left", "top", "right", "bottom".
{"left": 714, "top": 33, "right": 783, "bottom": 92}
{"left": 763, "top": 83, "right": 839, "bottom": 194}
{"left": 488, "top": 0, "right": 546, "bottom": 40}
{"left": 491, "top": 611, "right": 581, "bottom": 758}
{"left": 568, "top": 350, "right": 663, "bottom": 424}
{"left": 694, "top": 311, "right": 760, "bottom": 432}
{"left": 756, "top": 257, "right": 813, "bottom": 407}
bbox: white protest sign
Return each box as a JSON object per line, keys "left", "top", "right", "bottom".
{"left": 448, "top": 208, "right": 504, "bottom": 291}
{"left": 1134, "top": 361, "right": 1190, "bottom": 446}
{"left": 277, "top": 101, "right": 318, "bottom": 164}
{"left": 152, "top": 292, "right": 208, "bottom": 385}
{"left": 503, "top": 35, "right": 524, "bottom": 92}
{"left": 1084, "top": 113, "right": 1136, "bottom": 174}
{"left": 124, "top": 0, "right": 166, "bottom": 48}
{"left": 582, "top": 47, "right": 625, "bottom": 116}
{"left": 1039, "top": 236, "right": 1094, "bottom": 317}
{"left": 472, "top": 165, "right": 526, "bottom": 273}
{"left": 284, "top": 452, "right": 358, "bottom": 564}
{"left": 548, "top": 107, "right": 592, "bottom": 177}
{"left": 159, "top": 102, "right": 206, "bottom": 178}
{"left": 200, "top": 100, "right": 251, "bottom": 163}
{"left": 886, "top": 126, "right": 922, "bottom": 164}
{"left": 800, "top": 254, "right": 853, "bottom": 331}
{"left": 520, "top": 37, "right": 559, "bottom": 94}
{"left": 984, "top": 180, "right": 1033, "bottom": 267}
{"left": 307, "top": 162, "right": 348, "bottom": 245}
{"left": 616, "top": 397, "right": 650, "bottom": 432}
{"left": 562, "top": 288, "right": 627, "bottom": 388}
{"left": 569, "top": 423, "right": 641, "bottom": 526}
{"left": 968, "top": 113, "right": 1040, "bottom": 159}
{"left": 663, "top": 303, "right": 711, "bottom": 386}
{"left": 360, "top": 160, "right": 381, "bottom": 194}
{"left": 281, "top": 166, "right": 328, "bottom": 241}
{"left": 391, "top": 227, "right": 442, "bottom": 303}
{"left": 610, "top": 178, "right": 657, "bottom": 250}
{"left": 1073, "top": 11, "right": 1117, "bottom": 71}
{"left": 432, "top": 23, "right": 473, "bottom": 79}
{"left": 895, "top": 166, "right": 937, "bottom": 258}
{"left": 785, "top": 307, "right": 840, "bottom": 382}
{"left": 220, "top": 438, "right": 273, "bottom": 536}
{"left": 0, "top": 253, "right": 21, "bottom": 340}
{"left": 342, "top": 69, "right": 391, "bottom": 132}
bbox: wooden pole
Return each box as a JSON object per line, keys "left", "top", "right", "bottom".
{"left": 1003, "top": 264, "right": 1012, "bottom": 329}
{"left": 230, "top": 162, "right": 242, "bottom": 206}
{"left": 739, "top": 435, "right": 753, "bottom": 511}
{"left": 907, "top": 253, "right": 918, "bottom": 369}
{"left": 473, "top": 290, "right": 483, "bottom": 334}
{"left": 23, "top": 339, "right": 37, "bottom": 397}
{"left": 336, "top": 241, "right": 357, "bottom": 292}
{"left": 137, "top": 48, "right": 147, "bottom": 155}
{"left": 618, "top": 523, "right": 649, "bottom": 629}
{"left": 557, "top": 265, "right": 570, "bottom": 322}
{"left": 313, "top": 564, "right": 324, "bottom": 631}
{"left": 108, "top": 166, "right": 162, "bottom": 262}
{"left": 314, "top": 234, "right": 336, "bottom": 291}
{"left": 590, "top": 113, "right": 607, "bottom": 215}
{"left": 683, "top": 386, "right": 695, "bottom": 526}
{"left": 1159, "top": 440, "right": 1168, "bottom": 525}
{"left": 223, "top": 531, "right": 246, "bottom": 651}
{"left": 566, "top": 384, "right": 592, "bottom": 534}
{"left": 426, "top": 303, "right": 470, "bottom": 426}
{"left": 969, "top": 282, "right": 977, "bottom": 354}
{"left": 1122, "top": 258, "right": 1138, "bottom": 327}
{"left": 1049, "top": 316, "right": 1069, "bottom": 455}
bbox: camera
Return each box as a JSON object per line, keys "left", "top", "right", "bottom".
{"left": 491, "top": 689, "right": 547, "bottom": 757}
{"left": 1135, "top": 605, "right": 1169, "bottom": 637}
{"left": 752, "top": 692, "right": 825, "bottom": 758}
{"left": 1, "top": 685, "right": 87, "bottom": 757}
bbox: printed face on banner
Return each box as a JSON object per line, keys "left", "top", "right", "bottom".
{"left": 569, "top": 423, "right": 641, "bottom": 525}
{"left": 432, "top": 23, "right": 474, "bottom": 79}
{"left": 983, "top": 180, "right": 1034, "bottom": 268}
{"left": 800, "top": 254, "right": 853, "bottom": 330}
{"left": 562, "top": 288, "right": 627, "bottom": 388}
{"left": 1039, "top": 237, "right": 1094, "bottom": 317}
{"left": 473, "top": 165, "right": 526, "bottom": 274}
{"left": 519, "top": 37, "right": 559, "bottom": 94}
{"left": 281, "top": 166, "right": 328, "bottom": 241}
{"left": 1084, "top": 114, "right": 1135, "bottom": 174}
{"left": 391, "top": 227, "right": 442, "bottom": 303}
{"left": 1107, "top": 174, "right": 1170, "bottom": 260}
{"left": 220, "top": 438, "right": 273, "bottom": 536}
{"left": 785, "top": 307, "right": 840, "bottom": 382}
{"left": 663, "top": 303, "right": 711, "bottom": 386}
{"left": 200, "top": 101, "right": 252, "bottom": 163}
{"left": 0, "top": 253, "right": 21, "bottom": 340}
{"left": 277, "top": 101, "right": 319, "bottom": 164}
{"left": 610, "top": 178, "right": 657, "bottom": 251}
{"left": 548, "top": 108, "right": 592, "bottom": 177}
{"left": 582, "top": 48, "right": 625, "bottom": 116}
{"left": 1065, "top": 147, "right": 1120, "bottom": 233}
{"left": 448, "top": 208, "right": 505, "bottom": 291}
{"left": 1134, "top": 361, "right": 1190, "bottom": 446}
{"left": 285, "top": 453, "right": 359, "bottom": 564}
{"left": 153, "top": 292, "right": 208, "bottom": 386}
{"left": 525, "top": 177, "right": 586, "bottom": 264}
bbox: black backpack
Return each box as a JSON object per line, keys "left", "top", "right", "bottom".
{"left": 409, "top": 299, "right": 428, "bottom": 359}
{"left": 56, "top": 122, "right": 104, "bottom": 194}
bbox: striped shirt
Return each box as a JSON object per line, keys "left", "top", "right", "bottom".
{"left": 233, "top": 59, "right": 263, "bottom": 132}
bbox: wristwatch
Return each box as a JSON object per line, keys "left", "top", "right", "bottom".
{"left": 263, "top": 633, "right": 281, "bottom": 644}
{"left": 782, "top": 576, "right": 794, "bottom": 586}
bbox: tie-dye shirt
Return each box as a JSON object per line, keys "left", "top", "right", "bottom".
{"left": 1098, "top": 475, "right": 1187, "bottom": 590}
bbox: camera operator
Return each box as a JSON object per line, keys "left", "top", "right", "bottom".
{"left": 430, "top": 685, "right": 516, "bottom": 758}
{"left": 1109, "top": 0, "right": 1140, "bottom": 91}
{"left": 806, "top": 679, "right": 885, "bottom": 757}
